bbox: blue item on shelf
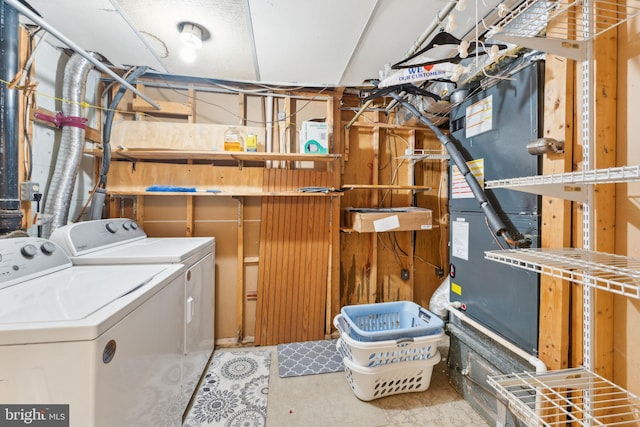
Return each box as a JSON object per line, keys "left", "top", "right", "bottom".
{"left": 340, "top": 301, "right": 444, "bottom": 342}
{"left": 146, "top": 185, "right": 197, "bottom": 192}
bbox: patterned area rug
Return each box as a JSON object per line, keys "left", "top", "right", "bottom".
{"left": 277, "top": 339, "right": 344, "bottom": 378}
{"left": 183, "top": 349, "right": 271, "bottom": 427}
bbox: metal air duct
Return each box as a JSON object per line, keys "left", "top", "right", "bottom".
{"left": 42, "top": 53, "right": 94, "bottom": 237}
{"left": 0, "top": 1, "right": 23, "bottom": 234}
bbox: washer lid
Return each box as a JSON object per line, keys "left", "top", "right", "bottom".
{"left": 0, "top": 263, "right": 183, "bottom": 345}
{"left": 70, "top": 237, "right": 214, "bottom": 265}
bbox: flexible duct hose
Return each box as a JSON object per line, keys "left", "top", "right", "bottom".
{"left": 42, "top": 54, "right": 94, "bottom": 237}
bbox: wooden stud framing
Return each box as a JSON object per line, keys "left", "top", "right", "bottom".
{"left": 539, "top": 53, "right": 575, "bottom": 372}
{"left": 591, "top": 1, "right": 617, "bottom": 380}
{"left": 236, "top": 197, "right": 245, "bottom": 341}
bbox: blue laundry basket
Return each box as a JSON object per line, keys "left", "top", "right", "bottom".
{"left": 340, "top": 301, "right": 444, "bottom": 342}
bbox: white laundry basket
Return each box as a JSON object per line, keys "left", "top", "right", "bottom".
{"left": 334, "top": 314, "right": 443, "bottom": 367}
{"left": 341, "top": 349, "right": 442, "bottom": 401}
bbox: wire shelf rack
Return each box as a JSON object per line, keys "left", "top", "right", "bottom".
{"left": 488, "top": 367, "right": 640, "bottom": 426}
{"left": 486, "top": 165, "right": 640, "bottom": 188}
{"left": 484, "top": 165, "right": 640, "bottom": 201}
{"left": 487, "top": 0, "right": 640, "bottom": 60}
{"left": 484, "top": 248, "right": 640, "bottom": 299}
{"left": 399, "top": 149, "right": 450, "bottom": 161}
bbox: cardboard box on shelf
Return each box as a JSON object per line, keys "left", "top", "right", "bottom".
{"left": 345, "top": 207, "right": 433, "bottom": 233}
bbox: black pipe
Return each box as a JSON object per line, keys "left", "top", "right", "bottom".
{"left": 87, "top": 66, "right": 148, "bottom": 220}
{"left": 99, "top": 66, "right": 148, "bottom": 188}
{"left": 389, "top": 92, "right": 508, "bottom": 237}
{"left": 0, "top": 1, "right": 23, "bottom": 233}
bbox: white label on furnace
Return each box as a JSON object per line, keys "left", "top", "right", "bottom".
{"left": 451, "top": 220, "right": 469, "bottom": 260}
{"left": 466, "top": 95, "right": 493, "bottom": 138}
{"left": 373, "top": 215, "right": 400, "bottom": 232}
{"left": 452, "top": 158, "right": 484, "bottom": 199}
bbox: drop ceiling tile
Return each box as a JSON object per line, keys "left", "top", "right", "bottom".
{"left": 249, "top": 0, "right": 377, "bottom": 86}
{"left": 116, "top": 0, "right": 257, "bottom": 81}
{"left": 24, "top": 0, "right": 166, "bottom": 72}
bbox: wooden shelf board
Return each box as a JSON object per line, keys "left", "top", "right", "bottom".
{"left": 107, "top": 190, "right": 341, "bottom": 197}
{"left": 341, "top": 184, "right": 433, "bottom": 191}
{"left": 89, "top": 148, "right": 341, "bottom": 163}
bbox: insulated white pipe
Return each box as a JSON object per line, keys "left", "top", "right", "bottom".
{"left": 447, "top": 302, "right": 547, "bottom": 373}
{"left": 5, "top": 0, "right": 160, "bottom": 110}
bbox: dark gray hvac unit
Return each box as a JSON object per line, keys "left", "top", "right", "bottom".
{"left": 448, "top": 61, "right": 543, "bottom": 354}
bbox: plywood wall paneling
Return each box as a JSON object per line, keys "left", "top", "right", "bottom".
{"left": 413, "top": 130, "right": 449, "bottom": 308}
{"left": 141, "top": 195, "right": 188, "bottom": 221}
{"left": 255, "top": 168, "right": 331, "bottom": 345}
{"left": 340, "top": 230, "right": 374, "bottom": 306}
{"left": 192, "top": 219, "right": 239, "bottom": 341}
{"left": 107, "top": 161, "right": 264, "bottom": 193}
{"left": 111, "top": 120, "right": 266, "bottom": 152}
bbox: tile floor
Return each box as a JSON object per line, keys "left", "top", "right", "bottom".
{"left": 264, "top": 343, "right": 489, "bottom": 427}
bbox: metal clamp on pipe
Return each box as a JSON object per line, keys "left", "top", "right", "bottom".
{"left": 526, "top": 137, "right": 564, "bottom": 155}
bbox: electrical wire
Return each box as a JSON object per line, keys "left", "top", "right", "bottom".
{"left": 23, "top": 91, "right": 34, "bottom": 180}
{"left": 73, "top": 181, "right": 100, "bottom": 223}
{"left": 377, "top": 233, "right": 406, "bottom": 269}
{"left": 21, "top": 29, "right": 38, "bottom": 181}
{"left": 140, "top": 73, "right": 331, "bottom": 125}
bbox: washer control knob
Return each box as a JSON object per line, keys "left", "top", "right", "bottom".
{"left": 105, "top": 222, "right": 117, "bottom": 234}
{"left": 40, "top": 242, "right": 56, "bottom": 255}
{"left": 130, "top": 222, "right": 138, "bottom": 230}
{"left": 122, "top": 222, "right": 130, "bottom": 231}
{"left": 21, "top": 244, "right": 38, "bottom": 258}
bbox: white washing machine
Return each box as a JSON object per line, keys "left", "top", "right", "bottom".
{"left": 49, "top": 218, "right": 215, "bottom": 415}
{"left": 0, "top": 237, "right": 185, "bottom": 427}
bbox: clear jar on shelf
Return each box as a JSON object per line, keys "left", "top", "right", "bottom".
{"left": 224, "top": 126, "right": 244, "bottom": 151}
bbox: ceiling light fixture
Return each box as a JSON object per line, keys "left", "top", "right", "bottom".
{"left": 177, "top": 21, "right": 210, "bottom": 63}
{"left": 178, "top": 22, "right": 210, "bottom": 48}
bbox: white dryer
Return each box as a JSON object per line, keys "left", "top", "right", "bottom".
{"left": 49, "top": 218, "right": 215, "bottom": 414}
{"left": 0, "top": 237, "right": 185, "bottom": 427}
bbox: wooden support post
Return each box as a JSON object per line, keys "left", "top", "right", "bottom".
{"left": 407, "top": 130, "right": 416, "bottom": 301}
{"left": 239, "top": 93, "right": 247, "bottom": 126}
{"left": 285, "top": 97, "right": 296, "bottom": 156}
{"left": 370, "top": 127, "right": 380, "bottom": 302}
{"left": 591, "top": 1, "right": 617, "bottom": 380}
{"left": 328, "top": 91, "right": 343, "bottom": 334}
{"left": 188, "top": 84, "right": 195, "bottom": 124}
{"left": 186, "top": 195, "right": 194, "bottom": 237}
{"left": 539, "top": 54, "right": 574, "bottom": 372}
{"left": 136, "top": 195, "right": 145, "bottom": 228}
{"left": 236, "top": 196, "right": 245, "bottom": 341}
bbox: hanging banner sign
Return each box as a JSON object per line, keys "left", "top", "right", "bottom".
{"left": 378, "top": 62, "right": 456, "bottom": 88}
